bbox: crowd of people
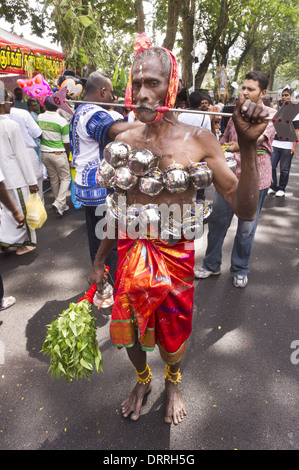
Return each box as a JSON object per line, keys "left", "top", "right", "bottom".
{"left": 0, "top": 46, "right": 298, "bottom": 425}
{"left": 176, "top": 82, "right": 298, "bottom": 288}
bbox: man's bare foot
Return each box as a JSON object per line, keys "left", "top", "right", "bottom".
{"left": 121, "top": 381, "right": 152, "bottom": 421}
{"left": 164, "top": 380, "right": 187, "bottom": 425}
{"left": 16, "top": 246, "right": 36, "bottom": 256}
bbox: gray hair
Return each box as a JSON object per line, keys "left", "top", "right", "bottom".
{"left": 132, "top": 47, "right": 172, "bottom": 81}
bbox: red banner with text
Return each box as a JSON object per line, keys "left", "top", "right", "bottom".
{"left": 0, "top": 42, "right": 65, "bottom": 77}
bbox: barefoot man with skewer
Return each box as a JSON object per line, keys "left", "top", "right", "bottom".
{"left": 88, "top": 38, "right": 269, "bottom": 425}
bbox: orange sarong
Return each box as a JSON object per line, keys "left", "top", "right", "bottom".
{"left": 110, "top": 237, "right": 195, "bottom": 364}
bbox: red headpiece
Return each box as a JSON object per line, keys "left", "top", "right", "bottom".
{"left": 124, "top": 33, "right": 180, "bottom": 124}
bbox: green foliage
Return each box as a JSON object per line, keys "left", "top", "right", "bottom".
{"left": 2, "top": 0, "right": 298, "bottom": 99}
{"left": 42, "top": 299, "right": 103, "bottom": 383}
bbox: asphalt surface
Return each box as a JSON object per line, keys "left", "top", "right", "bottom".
{"left": 0, "top": 157, "right": 298, "bottom": 452}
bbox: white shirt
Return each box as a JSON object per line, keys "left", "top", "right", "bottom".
{"left": 127, "top": 110, "right": 136, "bottom": 122}
{"left": 178, "top": 111, "right": 212, "bottom": 131}
{"left": 0, "top": 165, "right": 4, "bottom": 183}
{"left": 9, "top": 107, "right": 41, "bottom": 148}
{"left": 0, "top": 115, "right": 37, "bottom": 190}
{"left": 71, "top": 105, "right": 123, "bottom": 186}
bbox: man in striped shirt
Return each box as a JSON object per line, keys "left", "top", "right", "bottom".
{"left": 38, "top": 98, "right": 71, "bottom": 216}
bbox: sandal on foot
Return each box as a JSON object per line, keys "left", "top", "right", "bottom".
{"left": 0, "top": 296, "right": 16, "bottom": 311}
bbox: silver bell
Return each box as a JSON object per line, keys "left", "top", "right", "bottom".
{"left": 128, "top": 148, "right": 157, "bottom": 176}
{"left": 115, "top": 166, "right": 139, "bottom": 190}
{"left": 139, "top": 168, "right": 164, "bottom": 196}
{"left": 188, "top": 162, "right": 213, "bottom": 189}
{"left": 163, "top": 163, "right": 189, "bottom": 193}
{"left": 103, "top": 141, "right": 131, "bottom": 168}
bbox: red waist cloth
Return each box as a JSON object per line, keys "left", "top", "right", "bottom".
{"left": 110, "top": 237, "right": 195, "bottom": 364}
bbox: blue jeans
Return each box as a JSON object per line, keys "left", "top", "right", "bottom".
{"left": 202, "top": 189, "right": 268, "bottom": 276}
{"left": 270, "top": 146, "right": 294, "bottom": 192}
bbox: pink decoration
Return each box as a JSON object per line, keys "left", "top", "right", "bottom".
{"left": 133, "top": 32, "right": 151, "bottom": 56}
{"left": 47, "top": 87, "right": 74, "bottom": 116}
{"left": 17, "top": 74, "right": 52, "bottom": 106}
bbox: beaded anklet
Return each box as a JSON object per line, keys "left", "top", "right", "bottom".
{"left": 165, "top": 364, "right": 182, "bottom": 384}
{"left": 134, "top": 364, "right": 152, "bottom": 385}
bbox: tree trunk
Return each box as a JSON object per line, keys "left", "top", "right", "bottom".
{"left": 181, "top": 0, "right": 195, "bottom": 88}
{"left": 135, "top": 0, "right": 145, "bottom": 33}
{"left": 195, "top": 0, "right": 229, "bottom": 88}
{"left": 216, "top": 32, "right": 239, "bottom": 68}
{"left": 232, "top": 39, "right": 255, "bottom": 84}
{"left": 162, "top": 0, "right": 184, "bottom": 51}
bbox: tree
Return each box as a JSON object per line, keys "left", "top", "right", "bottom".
{"left": 194, "top": 0, "right": 230, "bottom": 89}
{"left": 162, "top": 0, "right": 184, "bottom": 51}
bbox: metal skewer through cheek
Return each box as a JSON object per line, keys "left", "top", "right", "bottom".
{"left": 49, "top": 87, "right": 299, "bottom": 140}
{"left": 67, "top": 99, "right": 274, "bottom": 120}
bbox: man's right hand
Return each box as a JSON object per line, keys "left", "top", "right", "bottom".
{"left": 88, "top": 263, "right": 106, "bottom": 293}
{"left": 29, "top": 184, "right": 39, "bottom": 194}
{"left": 233, "top": 92, "right": 269, "bottom": 145}
{"left": 13, "top": 210, "right": 25, "bottom": 228}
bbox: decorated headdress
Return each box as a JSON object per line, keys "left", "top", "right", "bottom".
{"left": 124, "top": 33, "right": 180, "bottom": 124}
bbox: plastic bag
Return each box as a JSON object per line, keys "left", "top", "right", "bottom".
{"left": 26, "top": 193, "right": 47, "bottom": 229}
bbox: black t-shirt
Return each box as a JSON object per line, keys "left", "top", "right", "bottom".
{"left": 221, "top": 105, "right": 235, "bottom": 131}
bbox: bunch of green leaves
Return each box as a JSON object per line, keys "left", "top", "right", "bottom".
{"left": 42, "top": 299, "right": 103, "bottom": 383}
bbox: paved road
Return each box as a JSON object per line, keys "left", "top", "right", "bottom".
{"left": 0, "top": 157, "right": 298, "bottom": 451}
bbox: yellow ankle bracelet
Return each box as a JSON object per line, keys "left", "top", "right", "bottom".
{"left": 165, "top": 364, "right": 182, "bottom": 384}
{"left": 134, "top": 364, "right": 152, "bottom": 385}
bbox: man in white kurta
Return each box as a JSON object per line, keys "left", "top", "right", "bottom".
{"left": 9, "top": 101, "right": 44, "bottom": 203}
{"left": 0, "top": 93, "right": 39, "bottom": 255}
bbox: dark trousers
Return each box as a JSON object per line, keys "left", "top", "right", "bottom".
{"left": 0, "top": 274, "right": 4, "bottom": 301}
{"left": 270, "top": 146, "right": 294, "bottom": 192}
{"left": 84, "top": 205, "right": 118, "bottom": 283}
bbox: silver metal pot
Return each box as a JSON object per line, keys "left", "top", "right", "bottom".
{"left": 139, "top": 168, "right": 164, "bottom": 197}
{"left": 96, "top": 169, "right": 112, "bottom": 188}
{"left": 188, "top": 162, "right": 213, "bottom": 189}
{"left": 163, "top": 163, "right": 190, "bottom": 193}
{"left": 225, "top": 153, "right": 237, "bottom": 173}
{"left": 182, "top": 203, "right": 204, "bottom": 240}
{"left": 103, "top": 141, "right": 131, "bottom": 168}
{"left": 160, "top": 217, "right": 182, "bottom": 245}
{"left": 128, "top": 148, "right": 157, "bottom": 176}
{"left": 115, "top": 166, "right": 139, "bottom": 190}
{"left": 97, "top": 160, "right": 115, "bottom": 187}
{"left": 139, "top": 204, "right": 160, "bottom": 239}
